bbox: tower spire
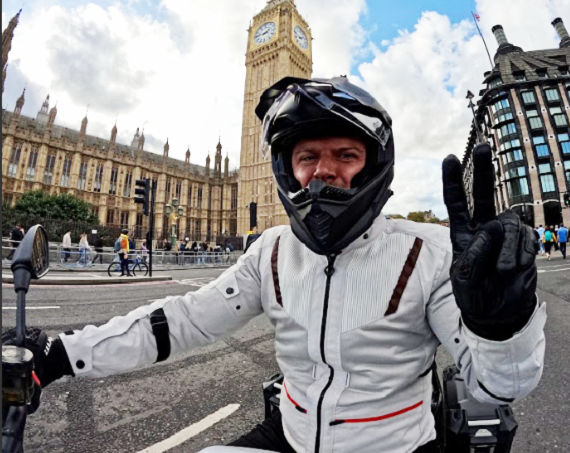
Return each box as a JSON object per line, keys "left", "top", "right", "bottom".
{"left": 14, "top": 87, "right": 25, "bottom": 115}
{"left": 2, "top": 9, "right": 21, "bottom": 93}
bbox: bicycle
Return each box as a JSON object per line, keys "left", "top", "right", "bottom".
{"left": 107, "top": 253, "right": 149, "bottom": 277}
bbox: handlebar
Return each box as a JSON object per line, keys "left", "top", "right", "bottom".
{"left": 2, "top": 405, "right": 27, "bottom": 453}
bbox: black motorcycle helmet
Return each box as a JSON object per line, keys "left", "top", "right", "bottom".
{"left": 256, "top": 76, "right": 395, "bottom": 255}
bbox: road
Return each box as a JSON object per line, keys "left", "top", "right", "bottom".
{"left": 2, "top": 257, "right": 569, "bottom": 452}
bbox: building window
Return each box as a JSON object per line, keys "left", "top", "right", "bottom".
{"left": 491, "top": 98, "right": 510, "bottom": 113}
{"left": 175, "top": 180, "right": 182, "bottom": 200}
{"left": 521, "top": 91, "right": 536, "bottom": 105}
{"left": 109, "top": 167, "right": 118, "bottom": 195}
{"left": 91, "top": 206, "right": 99, "bottom": 218}
{"left": 497, "top": 122, "right": 517, "bottom": 139}
{"left": 533, "top": 136, "right": 550, "bottom": 157}
{"left": 544, "top": 88, "right": 560, "bottom": 102}
{"left": 488, "top": 77, "right": 503, "bottom": 88}
{"left": 77, "top": 160, "right": 88, "bottom": 190}
{"left": 188, "top": 185, "right": 193, "bottom": 207}
{"left": 165, "top": 177, "right": 171, "bottom": 201}
{"left": 25, "top": 148, "right": 38, "bottom": 181}
{"left": 536, "top": 70, "right": 548, "bottom": 79}
{"left": 231, "top": 185, "right": 238, "bottom": 210}
{"left": 7, "top": 144, "right": 22, "bottom": 178}
{"left": 538, "top": 163, "right": 556, "bottom": 193}
{"left": 120, "top": 211, "right": 129, "bottom": 228}
{"left": 513, "top": 71, "right": 526, "bottom": 81}
{"left": 197, "top": 186, "right": 203, "bottom": 209}
{"left": 60, "top": 156, "right": 72, "bottom": 187}
{"left": 195, "top": 219, "right": 202, "bottom": 238}
{"left": 564, "top": 160, "right": 570, "bottom": 184}
{"left": 499, "top": 138, "right": 521, "bottom": 152}
{"left": 501, "top": 148, "right": 524, "bottom": 165}
{"left": 558, "top": 133, "right": 570, "bottom": 155}
{"left": 106, "top": 209, "right": 115, "bottom": 225}
{"left": 123, "top": 171, "right": 133, "bottom": 197}
{"left": 43, "top": 154, "right": 56, "bottom": 185}
{"left": 505, "top": 166, "right": 530, "bottom": 198}
{"left": 527, "top": 111, "right": 543, "bottom": 130}
{"left": 4, "top": 194, "right": 14, "bottom": 206}
{"left": 550, "top": 106, "right": 568, "bottom": 128}
{"left": 94, "top": 164, "right": 104, "bottom": 192}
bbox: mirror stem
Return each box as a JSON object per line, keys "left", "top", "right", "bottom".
{"left": 15, "top": 289, "right": 27, "bottom": 347}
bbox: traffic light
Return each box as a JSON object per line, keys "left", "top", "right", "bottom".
{"left": 564, "top": 192, "right": 570, "bottom": 208}
{"left": 134, "top": 179, "right": 150, "bottom": 215}
{"left": 249, "top": 202, "right": 257, "bottom": 230}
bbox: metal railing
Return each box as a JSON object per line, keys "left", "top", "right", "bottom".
{"left": 2, "top": 238, "right": 241, "bottom": 270}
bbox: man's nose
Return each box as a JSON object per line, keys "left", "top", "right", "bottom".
{"left": 313, "top": 158, "right": 336, "bottom": 181}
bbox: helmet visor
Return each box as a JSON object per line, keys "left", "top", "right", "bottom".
{"left": 260, "top": 83, "right": 390, "bottom": 159}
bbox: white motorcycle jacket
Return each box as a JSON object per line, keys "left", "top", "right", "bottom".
{"left": 60, "top": 215, "right": 547, "bottom": 453}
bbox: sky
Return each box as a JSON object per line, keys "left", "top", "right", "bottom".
{"left": 2, "top": 0, "right": 569, "bottom": 218}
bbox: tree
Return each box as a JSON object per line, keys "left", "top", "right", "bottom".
{"left": 428, "top": 217, "right": 441, "bottom": 224}
{"left": 387, "top": 214, "right": 405, "bottom": 219}
{"left": 13, "top": 191, "right": 98, "bottom": 223}
{"left": 406, "top": 211, "right": 426, "bottom": 223}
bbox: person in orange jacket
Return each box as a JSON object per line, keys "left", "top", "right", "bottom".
{"left": 119, "top": 229, "right": 132, "bottom": 276}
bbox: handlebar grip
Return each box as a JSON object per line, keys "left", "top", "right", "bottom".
{"left": 2, "top": 405, "right": 27, "bottom": 453}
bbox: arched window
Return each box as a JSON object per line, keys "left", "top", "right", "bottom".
{"left": 26, "top": 148, "right": 38, "bottom": 181}
{"left": 8, "top": 144, "right": 22, "bottom": 178}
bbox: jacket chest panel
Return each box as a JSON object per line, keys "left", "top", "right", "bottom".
{"left": 277, "top": 235, "right": 325, "bottom": 330}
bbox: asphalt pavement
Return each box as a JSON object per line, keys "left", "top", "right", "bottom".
{"left": 1, "top": 255, "right": 569, "bottom": 452}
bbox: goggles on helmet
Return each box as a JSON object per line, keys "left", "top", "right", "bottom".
{"left": 260, "top": 82, "right": 391, "bottom": 160}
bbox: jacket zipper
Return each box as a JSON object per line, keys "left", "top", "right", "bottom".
{"left": 315, "top": 254, "right": 337, "bottom": 453}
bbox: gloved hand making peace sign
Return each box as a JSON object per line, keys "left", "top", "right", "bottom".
{"left": 442, "top": 143, "right": 539, "bottom": 341}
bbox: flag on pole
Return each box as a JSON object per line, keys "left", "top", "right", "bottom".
{"left": 471, "top": 11, "right": 493, "bottom": 69}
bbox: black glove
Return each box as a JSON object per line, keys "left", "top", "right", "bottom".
{"left": 2, "top": 327, "right": 74, "bottom": 389}
{"left": 442, "top": 143, "right": 538, "bottom": 341}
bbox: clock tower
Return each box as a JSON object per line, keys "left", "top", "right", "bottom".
{"left": 237, "top": 0, "right": 312, "bottom": 235}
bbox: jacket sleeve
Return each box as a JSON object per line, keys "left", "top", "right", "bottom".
{"left": 59, "top": 236, "right": 269, "bottom": 379}
{"left": 425, "top": 245, "right": 547, "bottom": 404}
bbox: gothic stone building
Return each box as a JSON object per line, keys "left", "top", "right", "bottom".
{"left": 2, "top": 94, "right": 239, "bottom": 242}
{"left": 462, "top": 18, "right": 570, "bottom": 227}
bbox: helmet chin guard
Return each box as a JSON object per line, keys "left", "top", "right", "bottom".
{"left": 257, "top": 76, "right": 395, "bottom": 255}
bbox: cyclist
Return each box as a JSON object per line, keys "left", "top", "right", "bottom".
{"left": 3, "top": 77, "right": 545, "bottom": 453}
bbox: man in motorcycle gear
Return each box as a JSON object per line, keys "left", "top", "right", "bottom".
{"left": 3, "top": 76, "right": 545, "bottom": 453}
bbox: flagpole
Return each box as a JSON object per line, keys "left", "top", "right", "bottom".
{"left": 472, "top": 12, "right": 494, "bottom": 70}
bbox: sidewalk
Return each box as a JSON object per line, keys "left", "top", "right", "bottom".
{"left": 2, "top": 271, "right": 172, "bottom": 286}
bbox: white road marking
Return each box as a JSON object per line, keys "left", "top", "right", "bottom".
{"left": 537, "top": 267, "right": 570, "bottom": 273}
{"left": 178, "top": 277, "right": 216, "bottom": 287}
{"left": 136, "top": 403, "right": 240, "bottom": 453}
{"left": 2, "top": 306, "right": 60, "bottom": 310}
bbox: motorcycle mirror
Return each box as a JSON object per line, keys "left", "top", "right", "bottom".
{"left": 10, "top": 225, "right": 50, "bottom": 292}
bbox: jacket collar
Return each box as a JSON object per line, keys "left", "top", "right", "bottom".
{"left": 339, "top": 213, "right": 389, "bottom": 254}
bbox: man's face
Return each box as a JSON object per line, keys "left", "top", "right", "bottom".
{"left": 291, "top": 137, "right": 366, "bottom": 189}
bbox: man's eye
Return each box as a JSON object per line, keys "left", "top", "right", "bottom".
{"left": 299, "top": 155, "right": 316, "bottom": 162}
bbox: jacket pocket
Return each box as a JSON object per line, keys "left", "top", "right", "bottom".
{"left": 329, "top": 400, "right": 423, "bottom": 426}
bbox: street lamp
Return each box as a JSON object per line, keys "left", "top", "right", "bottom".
{"left": 165, "top": 197, "right": 184, "bottom": 247}
{"left": 466, "top": 90, "right": 484, "bottom": 144}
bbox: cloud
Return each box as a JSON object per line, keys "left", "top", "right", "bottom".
{"left": 3, "top": 0, "right": 568, "bottom": 217}
{"left": 296, "top": 0, "right": 368, "bottom": 77}
{"left": 2, "top": 0, "right": 367, "bottom": 173}
{"left": 356, "top": 0, "right": 569, "bottom": 217}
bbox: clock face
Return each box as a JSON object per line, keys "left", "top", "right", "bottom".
{"left": 294, "top": 26, "right": 308, "bottom": 50}
{"left": 254, "top": 22, "right": 277, "bottom": 45}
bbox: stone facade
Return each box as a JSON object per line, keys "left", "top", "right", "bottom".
{"left": 1, "top": 97, "right": 239, "bottom": 242}
{"left": 237, "top": 0, "right": 313, "bottom": 234}
{"left": 462, "top": 20, "right": 570, "bottom": 227}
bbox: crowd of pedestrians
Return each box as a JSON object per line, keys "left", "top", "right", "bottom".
{"left": 534, "top": 224, "right": 568, "bottom": 261}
